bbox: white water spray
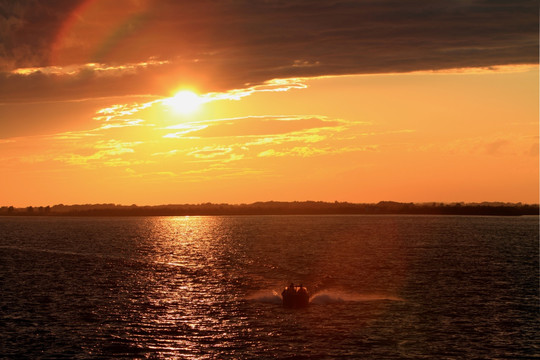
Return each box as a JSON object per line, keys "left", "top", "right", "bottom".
{"left": 247, "top": 289, "right": 402, "bottom": 305}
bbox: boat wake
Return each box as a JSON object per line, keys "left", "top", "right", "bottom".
{"left": 310, "top": 290, "right": 403, "bottom": 304}
{"left": 246, "top": 289, "right": 402, "bottom": 305}
{"left": 246, "top": 290, "right": 283, "bottom": 304}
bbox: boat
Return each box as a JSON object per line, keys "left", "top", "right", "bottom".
{"left": 281, "top": 284, "right": 309, "bottom": 308}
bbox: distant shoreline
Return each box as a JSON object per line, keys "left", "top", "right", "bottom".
{"left": 1, "top": 201, "right": 538, "bottom": 217}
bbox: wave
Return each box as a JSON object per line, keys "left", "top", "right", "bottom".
{"left": 0, "top": 245, "right": 96, "bottom": 258}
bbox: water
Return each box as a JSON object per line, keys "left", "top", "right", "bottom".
{"left": 0, "top": 215, "right": 538, "bottom": 359}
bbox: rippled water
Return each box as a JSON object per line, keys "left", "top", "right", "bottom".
{"left": 0, "top": 215, "right": 538, "bottom": 359}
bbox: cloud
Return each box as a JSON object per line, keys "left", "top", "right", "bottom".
{"left": 0, "top": 0, "right": 537, "bottom": 102}
{"left": 1, "top": 96, "right": 364, "bottom": 168}
{"left": 0, "top": 62, "right": 176, "bottom": 103}
{"left": 418, "top": 134, "right": 538, "bottom": 158}
{"left": 170, "top": 114, "right": 368, "bottom": 164}
{"left": 179, "top": 165, "right": 267, "bottom": 182}
{"left": 54, "top": 139, "right": 143, "bottom": 167}
{"left": 187, "top": 147, "right": 233, "bottom": 159}
{"left": 485, "top": 139, "right": 510, "bottom": 156}
{"left": 257, "top": 145, "right": 378, "bottom": 158}
{"left": 172, "top": 115, "right": 350, "bottom": 138}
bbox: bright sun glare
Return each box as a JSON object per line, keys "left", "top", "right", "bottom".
{"left": 165, "top": 90, "right": 203, "bottom": 114}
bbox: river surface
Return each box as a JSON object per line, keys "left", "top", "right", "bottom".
{"left": 0, "top": 215, "right": 538, "bottom": 359}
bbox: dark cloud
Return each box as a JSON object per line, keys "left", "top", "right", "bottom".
{"left": 0, "top": 0, "right": 80, "bottom": 70}
{"left": 0, "top": 0, "right": 537, "bottom": 102}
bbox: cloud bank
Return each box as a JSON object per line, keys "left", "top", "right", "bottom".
{"left": 0, "top": 0, "right": 537, "bottom": 102}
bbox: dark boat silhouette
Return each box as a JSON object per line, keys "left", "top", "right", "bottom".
{"left": 281, "top": 285, "right": 309, "bottom": 308}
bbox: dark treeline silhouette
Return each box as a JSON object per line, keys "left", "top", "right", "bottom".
{"left": 0, "top": 201, "right": 538, "bottom": 216}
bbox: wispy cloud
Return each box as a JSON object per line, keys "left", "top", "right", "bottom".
{"left": 10, "top": 60, "right": 170, "bottom": 77}
{"left": 164, "top": 115, "right": 353, "bottom": 139}
{"left": 417, "top": 134, "right": 539, "bottom": 158}
{"left": 258, "top": 146, "right": 378, "bottom": 158}
{"left": 188, "top": 147, "right": 233, "bottom": 159}
{"left": 54, "top": 140, "right": 143, "bottom": 167}
{"left": 179, "top": 165, "right": 268, "bottom": 182}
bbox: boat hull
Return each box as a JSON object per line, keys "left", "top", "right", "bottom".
{"left": 282, "top": 287, "right": 309, "bottom": 308}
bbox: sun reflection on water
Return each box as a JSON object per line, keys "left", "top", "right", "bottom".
{"left": 117, "top": 216, "right": 253, "bottom": 356}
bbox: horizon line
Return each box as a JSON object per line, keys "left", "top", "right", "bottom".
{"left": 3, "top": 200, "right": 539, "bottom": 209}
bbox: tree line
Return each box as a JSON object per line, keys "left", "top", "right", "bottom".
{"left": 0, "top": 201, "right": 538, "bottom": 216}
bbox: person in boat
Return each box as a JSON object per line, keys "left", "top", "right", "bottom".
{"left": 287, "top": 283, "right": 296, "bottom": 293}
{"left": 297, "top": 284, "right": 309, "bottom": 307}
{"left": 282, "top": 283, "right": 294, "bottom": 298}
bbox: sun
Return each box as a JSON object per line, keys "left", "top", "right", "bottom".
{"left": 164, "top": 90, "right": 203, "bottom": 114}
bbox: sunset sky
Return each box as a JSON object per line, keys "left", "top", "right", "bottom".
{"left": 1, "top": 0, "right": 538, "bottom": 207}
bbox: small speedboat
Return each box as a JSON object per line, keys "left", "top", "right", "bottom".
{"left": 281, "top": 285, "right": 309, "bottom": 308}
